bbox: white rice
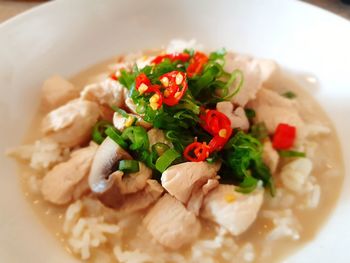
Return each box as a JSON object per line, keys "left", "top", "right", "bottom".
{"left": 6, "top": 138, "right": 69, "bottom": 172}
{"left": 64, "top": 199, "right": 120, "bottom": 260}
{"left": 262, "top": 209, "right": 301, "bottom": 241}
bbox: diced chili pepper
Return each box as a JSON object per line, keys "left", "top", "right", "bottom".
{"left": 135, "top": 73, "right": 153, "bottom": 94}
{"left": 208, "top": 135, "right": 227, "bottom": 153}
{"left": 184, "top": 142, "right": 210, "bottom": 162}
{"left": 159, "top": 71, "right": 188, "bottom": 106}
{"left": 151, "top": 53, "right": 191, "bottom": 65}
{"left": 186, "top": 51, "right": 209, "bottom": 77}
{"left": 109, "top": 72, "right": 118, "bottom": 81}
{"left": 148, "top": 85, "right": 163, "bottom": 110}
{"left": 200, "top": 110, "right": 232, "bottom": 137}
{"left": 272, "top": 123, "right": 296, "bottom": 150}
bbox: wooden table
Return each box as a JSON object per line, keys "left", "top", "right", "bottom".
{"left": 0, "top": 0, "right": 349, "bottom": 24}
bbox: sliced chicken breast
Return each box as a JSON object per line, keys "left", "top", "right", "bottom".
{"left": 41, "top": 75, "right": 79, "bottom": 111}
{"left": 80, "top": 78, "right": 128, "bottom": 107}
{"left": 201, "top": 184, "right": 264, "bottom": 236}
{"left": 41, "top": 99, "right": 99, "bottom": 148}
{"left": 248, "top": 88, "right": 304, "bottom": 135}
{"left": 216, "top": 101, "right": 249, "bottom": 131}
{"left": 41, "top": 143, "right": 98, "bottom": 205}
{"left": 161, "top": 162, "right": 221, "bottom": 204}
{"left": 223, "top": 53, "right": 277, "bottom": 107}
{"left": 143, "top": 194, "right": 201, "bottom": 249}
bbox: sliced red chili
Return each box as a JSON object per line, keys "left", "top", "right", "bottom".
{"left": 184, "top": 142, "right": 210, "bottom": 162}
{"left": 208, "top": 135, "right": 227, "bottom": 153}
{"left": 187, "top": 51, "right": 209, "bottom": 77}
{"left": 148, "top": 85, "right": 163, "bottom": 110}
{"left": 159, "top": 71, "right": 188, "bottom": 106}
{"left": 272, "top": 123, "right": 296, "bottom": 150}
{"left": 151, "top": 53, "right": 191, "bottom": 65}
{"left": 135, "top": 73, "right": 152, "bottom": 94}
{"left": 201, "top": 110, "right": 232, "bottom": 137}
{"left": 109, "top": 72, "right": 118, "bottom": 81}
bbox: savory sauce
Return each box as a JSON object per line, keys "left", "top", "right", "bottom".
{"left": 19, "top": 57, "right": 344, "bottom": 263}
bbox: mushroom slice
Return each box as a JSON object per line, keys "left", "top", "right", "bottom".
{"left": 88, "top": 137, "right": 131, "bottom": 194}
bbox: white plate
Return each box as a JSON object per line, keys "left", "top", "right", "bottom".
{"left": 1, "top": 0, "right": 350, "bottom": 262}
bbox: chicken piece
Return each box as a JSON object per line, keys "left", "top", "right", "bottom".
{"left": 41, "top": 143, "right": 98, "bottom": 205}
{"left": 262, "top": 139, "right": 280, "bottom": 174}
{"left": 216, "top": 101, "right": 249, "bottom": 131}
{"left": 41, "top": 75, "right": 79, "bottom": 111}
{"left": 143, "top": 194, "right": 201, "bottom": 249}
{"left": 116, "top": 180, "right": 164, "bottom": 214}
{"left": 223, "top": 53, "right": 277, "bottom": 107}
{"left": 147, "top": 128, "right": 171, "bottom": 148}
{"left": 248, "top": 88, "right": 304, "bottom": 135}
{"left": 112, "top": 162, "right": 152, "bottom": 195}
{"left": 80, "top": 78, "right": 128, "bottom": 107}
{"left": 161, "top": 162, "right": 221, "bottom": 204}
{"left": 41, "top": 100, "right": 99, "bottom": 148}
{"left": 280, "top": 158, "right": 313, "bottom": 194}
{"left": 201, "top": 184, "right": 264, "bottom": 236}
{"left": 113, "top": 112, "right": 152, "bottom": 132}
{"left": 187, "top": 179, "right": 219, "bottom": 215}
{"left": 125, "top": 97, "right": 138, "bottom": 114}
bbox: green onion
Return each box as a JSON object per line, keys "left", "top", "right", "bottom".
{"left": 111, "top": 106, "right": 130, "bottom": 118}
{"left": 155, "top": 148, "right": 181, "bottom": 173}
{"left": 222, "top": 69, "right": 244, "bottom": 99}
{"left": 250, "top": 122, "right": 269, "bottom": 140}
{"left": 92, "top": 121, "right": 114, "bottom": 144}
{"left": 282, "top": 91, "right": 297, "bottom": 99}
{"left": 105, "top": 127, "right": 128, "bottom": 149}
{"left": 152, "top": 143, "right": 170, "bottom": 157}
{"left": 122, "top": 126, "right": 149, "bottom": 151}
{"left": 236, "top": 176, "right": 258, "bottom": 194}
{"left": 244, "top": 108, "right": 256, "bottom": 120}
{"left": 118, "top": 160, "right": 140, "bottom": 173}
{"left": 279, "top": 150, "right": 306, "bottom": 158}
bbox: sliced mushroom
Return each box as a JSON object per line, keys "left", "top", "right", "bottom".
{"left": 88, "top": 137, "right": 131, "bottom": 194}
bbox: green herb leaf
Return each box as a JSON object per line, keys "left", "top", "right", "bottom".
{"left": 91, "top": 120, "right": 114, "bottom": 144}
{"left": 250, "top": 122, "right": 269, "bottom": 141}
{"left": 279, "top": 150, "right": 306, "bottom": 158}
{"left": 282, "top": 91, "right": 297, "bottom": 99}
{"left": 236, "top": 176, "right": 258, "bottom": 194}
{"left": 155, "top": 148, "right": 181, "bottom": 173}
{"left": 244, "top": 108, "right": 256, "bottom": 120}
{"left": 121, "top": 126, "right": 149, "bottom": 151}
{"left": 118, "top": 160, "right": 140, "bottom": 173}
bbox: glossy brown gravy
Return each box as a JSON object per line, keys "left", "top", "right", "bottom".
{"left": 19, "top": 57, "right": 344, "bottom": 263}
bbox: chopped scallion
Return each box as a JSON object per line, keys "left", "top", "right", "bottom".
{"left": 282, "top": 91, "right": 297, "bottom": 99}
{"left": 278, "top": 150, "right": 306, "bottom": 158}
{"left": 155, "top": 148, "right": 181, "bottom": 173}
{"left": 152, "top": 143, "right": 170, "bottom": 157}
{"left": 105, "top": 127, "right": 128, "bottom": 149}
{"left": 118, "top": 160, "right": 140, "bottom": 173}
{"left": 92, "top": 121, "right": 114, "bottom": 144}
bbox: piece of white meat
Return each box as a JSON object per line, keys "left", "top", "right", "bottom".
{"left": 201, "top": 184, "right": 264, "bottom": 236}
{"left": 262, "top": 139, "right": 280, "bottom": 174}
{"left": 223, "top": 52, "right": 277, "bottom": 107}
{"left": 216, "top": 101, "right": 249, "bottom": 131}
{"left": 112, "top": 162, "right": 153, "bottom": 195}
{"left": 113, "top": 112, "right": 152, "bottom": 132}
{"left": 41, "top": 75, "right": 79, "bottom": 111}
{"left": 161, "top": 161, "right": 221, "bottom": 204}
{"left": 248, "top": 88, "right": 304, "bottom": 135}
{"left": 147, "top": 128, "right": 171, "bottom": 148}
{"left": 41, "top": 143, "right": 98, "bottom": 205}
{"left": 80, "top": 78, "right": 128, "bottom": 108}
{"left": 41, "top": 99, "right": 99, "bottom": 148}
{"left": 143, "top": 194, "right": 201, "bottom": 249}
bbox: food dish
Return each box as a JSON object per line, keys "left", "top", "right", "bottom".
{"left": 6, "top": 40, "right": 344, "bottom": 262}
{"left": 1, "top": 1, "right": 350, "bottom": 263}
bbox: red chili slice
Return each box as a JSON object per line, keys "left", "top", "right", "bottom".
{"left": 272, "top": 123, "right": 296, "bottom": 150}
{"left": 151, "top": 53, "right": 191, "bottom": 64}
{"left": 184, "top": 142, "right": 210, "bottom": 162}
{"left": 159, "top": 71, "right": 188, "bottom": 106}
{"left": 187, "top": 51, "right": 209, "bottom": 77}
